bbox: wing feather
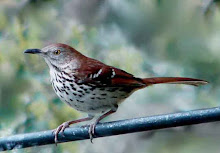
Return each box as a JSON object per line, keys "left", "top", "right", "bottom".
{"left": 74, "top": 58, "right": 144, "bottom": 87}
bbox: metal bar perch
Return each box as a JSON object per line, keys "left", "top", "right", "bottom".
{"left": 1, "top": 107, "right": 220, "bottom": 151}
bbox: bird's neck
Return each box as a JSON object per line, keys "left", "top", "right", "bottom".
{"left": 49, "top": 65, "right": 75, "bottom": 83}
{"left": 45, "top": 58, "right": 80, "bottom": 74}
{"left": 49, "top": 63, "right": 75, "bottom": 77}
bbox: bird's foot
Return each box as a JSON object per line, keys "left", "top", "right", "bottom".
{"left": 53, "top": 122, "right": 70, "bottom": 145}
{"left": 89, "top": 123, "right": 97, "bottom": 143}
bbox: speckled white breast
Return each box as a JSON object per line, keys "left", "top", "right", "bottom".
{"left": 50, "top": 70, "right": 131, "bottom": 115}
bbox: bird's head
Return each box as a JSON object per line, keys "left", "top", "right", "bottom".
{"left": 24, "top": 43, "right": 83, "bottom": 71}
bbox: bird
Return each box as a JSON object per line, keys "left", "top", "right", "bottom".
{"left": 24, "top": 43, "right": 208, "bottom": 144}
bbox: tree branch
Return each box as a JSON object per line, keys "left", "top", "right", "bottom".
{"left": 1, "top": 107, "right": 220, "bottom": 151}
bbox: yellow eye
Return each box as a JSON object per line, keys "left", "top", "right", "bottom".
{"left": 54, "top": 50, "right": 61, "bottom": 55}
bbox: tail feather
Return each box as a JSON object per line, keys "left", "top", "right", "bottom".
{"left": 142, "top": 77, "right": 208, "bottom": 86}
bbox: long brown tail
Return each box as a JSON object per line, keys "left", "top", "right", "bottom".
{"left": 142, "top": 77, "right": 208, "bottom": 86}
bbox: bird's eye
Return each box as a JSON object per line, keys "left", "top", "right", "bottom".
{"left": 54, "top": 50, "right": 61, "bottom": 55}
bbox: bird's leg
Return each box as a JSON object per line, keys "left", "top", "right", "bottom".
{"left": 89, "top": 105, "right": 118, "bottom": 143}
{"left": 53, "top": 116, "right": 94, "bottom": 145}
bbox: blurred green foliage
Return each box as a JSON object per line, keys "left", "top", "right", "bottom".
{"left": 0, "top": 0, "right": 220, "bottom": 152}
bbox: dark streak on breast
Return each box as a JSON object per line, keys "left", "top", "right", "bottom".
{"left": 70, "top": 84, "right": 77, "bottom": 91}
{"left": 65, "top": 100, "right": 71, "bottom": 105}
{"left": 96, "top": 97, "right": 105, "bottom": 100}
{"left": 72, "top": 92, "right": 78, "bottom": 96}
{"left": 76, "top": 99, "right": 84, "bottom": 103}
{"left": 57, "top": 87, "right": 62, "bottom": 93}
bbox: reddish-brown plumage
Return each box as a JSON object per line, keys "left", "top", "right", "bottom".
{"left": 24, "top": 43, "right": 208, "bottom": 144}
{"left": 53, "top": 43, "right": 208, "bottom": 87}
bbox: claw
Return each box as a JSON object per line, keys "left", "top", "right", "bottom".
{"left": 54, "top": 128, "right": 59, "bottom": 146}
{"left": 52, "top": 129, "right": 58, "bottom": 146}
{"left": 54, "top": 134, "right": 58, "bottom": 146}
{"left": 89, "top": 124, "right": 94, "bottom": 143}
{"left": 87, "top": 109, "right": 117, "bottom": 143}
{"left": 89, "top": 123, "right": 97, "bottom": 143}
{"left": 52, "top": 117, "right": 94, "bottom": 145}
{"left": 53, "top": 122, "right": 70, "bottom": 145}
{"left": 60, "top": 122, "right": 69, "bottom": 135}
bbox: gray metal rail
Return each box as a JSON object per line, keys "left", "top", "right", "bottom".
{"left": 1, "top": 107, "right": 220, "bottom": 151}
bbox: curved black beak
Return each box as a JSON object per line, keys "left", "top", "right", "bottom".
{"left": 24, "top": 49, "right": 42, "bottom": 54}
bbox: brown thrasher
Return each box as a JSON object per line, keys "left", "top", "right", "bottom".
{"left": 24, "top": 43, "right": 208, "bottom": 144}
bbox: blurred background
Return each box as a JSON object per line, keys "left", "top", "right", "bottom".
{"left": 0, "top": 0, "right": 220, "bottom": 152}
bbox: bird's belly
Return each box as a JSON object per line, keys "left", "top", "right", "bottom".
{"left": 52, "top": 80, "right": 130, "bottom": 114}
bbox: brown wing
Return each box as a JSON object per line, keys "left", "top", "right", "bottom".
{"left": 74, "top": 58, "right": 145, "bottom": 87}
